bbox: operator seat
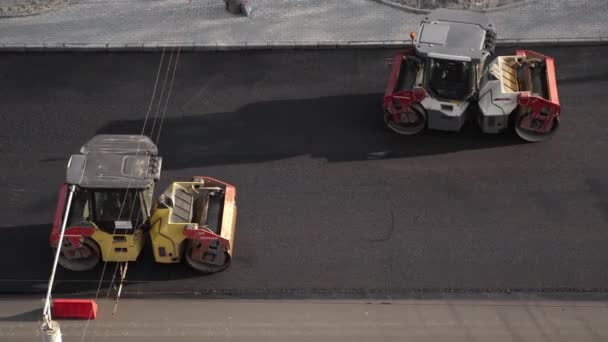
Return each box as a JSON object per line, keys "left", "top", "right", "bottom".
{"left": 431, "top": 60, "right": 469, "bottom": 100}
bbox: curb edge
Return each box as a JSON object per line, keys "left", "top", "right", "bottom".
{"left": 1, "top": 38, "right": 607, "bottom": 52}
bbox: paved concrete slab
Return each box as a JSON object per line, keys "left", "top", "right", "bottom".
{"left": 0, "top": 0, "right": 606, "bottom": 49}
{"left": 1, "top": 296, "right": 608, "bottom": 341}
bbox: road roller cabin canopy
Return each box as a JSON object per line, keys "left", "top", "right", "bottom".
{"left": 415, "top": 9, "right": 496, "bottom": 62}
{"left": 66, "top": 134, "right": 162, "bottom": 189}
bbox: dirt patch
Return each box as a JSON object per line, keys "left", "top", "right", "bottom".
{"left": 387, "top": 0, "right": 524, "bottom": 10}
{"left": 0, "top": 0, "right": 75, "bottom": 18}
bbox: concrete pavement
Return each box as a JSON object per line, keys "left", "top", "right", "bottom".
{"left": 2, "top": 296, "right": 608, "bottom": 341}
{"left": 0, "top": 0, "right": 71, "bottom": 18}
{"left": 0, "top": 0, "right": 607, "bottom": 50}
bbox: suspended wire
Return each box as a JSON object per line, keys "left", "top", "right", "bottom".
{"left": 141, "top": 47, "right": 167, "bottom": 136}
{"left": 104, "top": 189, "right": 144, "bottom": 301}
{"left": 77, "top": 0, "right": 194, "bottom": 339}
{"left": 155, "top": 0, "right": 192, "bottom": 146}
{"left": 79, "top": 44, "right": 170, "bottom": 342}
{"left": 156, "top": 47, "right": 181, "bottom": 146}
{"left": 79, "top": 1, "right": 194, "bottom": 340}
{"left": 104, "top": 44, "right": 181, "bottom": 299}
{"left": 149, "top": 48, "right": 175, "bottom": 139}
{"left": 104, "top": 48, "right": 175, "bottom": 300}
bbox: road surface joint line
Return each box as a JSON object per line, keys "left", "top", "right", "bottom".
{"left": 371, "top": 0, "right": 536, "bottom": 13}
{"left": 2, "top": 37, "right": 608, "bottom": 52}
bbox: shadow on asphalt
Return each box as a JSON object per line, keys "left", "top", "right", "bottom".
{"left": 3, "top": 224, "right": 608, "bottom": 298}
{"left": 0, "top": 224, "right": 206, "bottom": 295}
{"left": 0, "top": 308, "right": 42, "bottom": 322}
{"left": 1, "top": 94, "right": 524, "bottom": 295}
{"left": 97, "top": 93, "right": 524, "bottom": 169}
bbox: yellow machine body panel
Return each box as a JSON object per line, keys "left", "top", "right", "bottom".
{"left": 148, "top": 178, "right": 238, "bottom": 263}
{"left": 88, "top": 223, "right": 146, "bottom": 262}
{"left": 149, "top": 208, "right": 188, "bottom": 263}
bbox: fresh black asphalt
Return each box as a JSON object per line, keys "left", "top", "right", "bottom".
{"left": 1, "top": 46, "right": 607, "bottom": 297}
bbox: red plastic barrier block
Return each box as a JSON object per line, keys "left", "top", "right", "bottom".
{"left": 52, "top": 299, "right": 97, "bottom": 319}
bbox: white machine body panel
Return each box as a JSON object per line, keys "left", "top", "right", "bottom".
{"left": 476, "top": 58, "right": 520, "bottom": 133}
{"left": 421, "top": 96, "right": 471, "bottom": 132}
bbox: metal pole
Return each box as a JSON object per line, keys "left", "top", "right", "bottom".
{"left": 112, "top": 262, "right": 128, "bottom": 318}
{"left": 41, "top": 184, "right": 76, "bottom": 337}
{"left": 41, "top": 320, "right": 62, "bottom": 342}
